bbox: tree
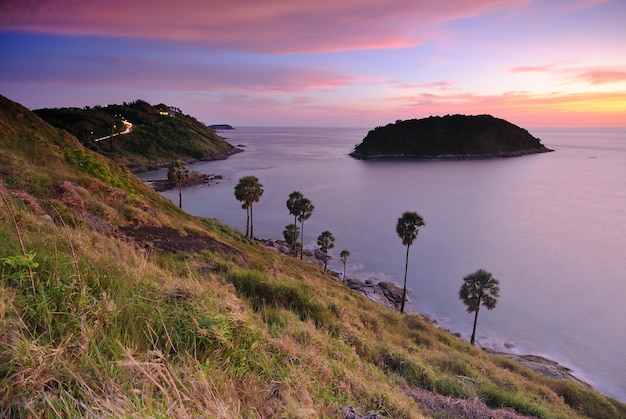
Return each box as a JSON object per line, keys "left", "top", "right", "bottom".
{"left": 234, "top": 176, "right": 264, "bottom": 238}
{"left": 283, "top": 224, "right": 300, "bottom": 257}
{"left": 167, "top": 160, "right": 189, "bottom": 209}
{"left": 296, "top": 198, "right": 314, "bottom": 259}
{"left": 340, "top": 250, "right": 350, "bottom": 282}
{"left": 459, "top": 269, "right": 500, "bottom": 345}
{"left": 286, "top": 191, "right": 304, "bottom": 226}
{"left": 286, "top": 191, "right": 304, "bottom": 255}
{"left": 316, "top": 230, "right": 335, "bottom": 271}
{"left": 396, "top": 211, "right": 425, "bottom": 314}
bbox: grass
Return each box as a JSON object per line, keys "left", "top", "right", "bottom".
{"left": 2, "top": 94, "right": 625, "bottom": 418}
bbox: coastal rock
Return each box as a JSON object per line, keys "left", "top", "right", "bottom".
{"left": 314, "top": 248, "right": 332, "bottom": 262}
{"left": 488, "top": 351, "right": 592, "bottom": 387}
{"left": 345, "top": 278, "right": 407, "bottom": 311}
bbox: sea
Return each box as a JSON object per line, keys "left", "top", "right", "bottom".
{"left": 137, "top": 126, "right": 626, "bottom": 402}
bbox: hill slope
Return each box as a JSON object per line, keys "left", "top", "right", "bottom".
{"left": 1, "top": 95, "right": 624, "bottom": 418}
{"left": 34, "top": 99, "right": 237, "bottom": 170}
{"left": 351, "top": 115, "right": 552, "bottom": 159}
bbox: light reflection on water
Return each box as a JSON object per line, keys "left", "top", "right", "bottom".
{"left": 138, "top": 126, "right": 626, "bottom": 402}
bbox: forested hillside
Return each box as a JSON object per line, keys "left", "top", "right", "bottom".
{"left": 34, "top": 99, "right": 236, "bottom": 170}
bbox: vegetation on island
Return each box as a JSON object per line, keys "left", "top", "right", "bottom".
{"left": 34, "top": 99, "right": 236, "bottom": 170}
{"left": 2, "top": 94, "right": 626, "bottom": 418}
{"left": 351, "top": 114, "right": 553, "bottom": 160}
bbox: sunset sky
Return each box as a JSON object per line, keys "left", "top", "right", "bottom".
{"left": 1, "top": 0, "right": 625, "bottom": 127}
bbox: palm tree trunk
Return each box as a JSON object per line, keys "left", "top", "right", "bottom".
{"left": 246, "top": 207, "right": 250, "bottom": 237}
{"left": 401, "top": 244, "right": 410, "bottom": 313}
{"left": 471, "top": 307, "right": 480, "bottom": 345}
{"left": 178, "top": 184, "right": 182, "bottom": 209}
{"left": 250, "top": 204, "right": 254, "bottom": 238}
{"left": 293, "top": 215, "right": 298, "bottom": 256}
{"left": 300, "top": 221, "right": 305, "bottom": 259}
{"left": 343, "top": 263, "right": 346, "bottom": 282}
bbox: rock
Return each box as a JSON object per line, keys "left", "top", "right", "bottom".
{"left": 342, "top": 405, "right": 381, "bottom": 419}
{"left": 314, "top": 248, "right": 332, "bottom": 261}
{"left": 486, "top": 351, "right": 592, "bottom": 388}
{"left": 378, "top": 281, "right": 407, "bottom": 307}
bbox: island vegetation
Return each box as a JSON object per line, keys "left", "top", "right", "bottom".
{"left": 34, "top": 99, "right": 238, "bottom": 171}
{"left": 350, "top": 114, "right": 553, "bottom": 160}
{"left": 2, "top": 94, "right": 625, "bottom": 418}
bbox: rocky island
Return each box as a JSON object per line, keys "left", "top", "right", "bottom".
{"left": 350, "top": 114, "right": 553, "bottom": 160}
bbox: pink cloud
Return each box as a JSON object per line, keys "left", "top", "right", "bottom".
{"left": 509, "top": 64, "right": 555, "bottom": 73}
{"left": 1, "top": 0, "right": 530, "bottom": 53}
{"left": 395, "top": 80, "right": 456, "bottom": 91}
{"left": 571, "top": 68, "right": 626, "bottom": 85}
{"left": 510, "top": 64, "right": 626, "bottom": 86}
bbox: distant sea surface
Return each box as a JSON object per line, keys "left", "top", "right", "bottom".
{"left": 138, "top": 126, "right": 626, "bottom": 402}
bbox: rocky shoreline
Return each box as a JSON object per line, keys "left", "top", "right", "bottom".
{"left": 349, "top": 147, "right": 553, "bottom": 160}
{"left": 129, "top": 146, "right": 243, "bottom": 174}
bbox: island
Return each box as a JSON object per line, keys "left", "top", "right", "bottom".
{"left": 208, "top": 124, "right": 235, "bottom": 130}
{"left": 350, "top": 114, "right": 553, "bottom": 160}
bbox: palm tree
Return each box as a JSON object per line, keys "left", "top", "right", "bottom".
{"left": 316, "top": 230, "right": 335, "bottom": 271}
{"left": 283, "top": 224, "right": 300, "bottom": 257}
{"left": 167, "top": 160, "right": 189, "bottom": 209}
{"left": 234, "top": 176, "right": 264, "bottom": 238}
{"left": 286, "top": 191, "right": 304, "bottom": 255}
{"left": 396, "top": 211, "right": 425, "bottom": 314}
{"left": 340, "top": 250, "right": 350, "bottom": 282}
{"left": 286, "top": 191, "right": 304, "bottom": 226}
{"left": 297, "top": 198, "right": 314, "bottom": 259}
{"left": 459, "top": 269, "right": 500, "bottom": 345}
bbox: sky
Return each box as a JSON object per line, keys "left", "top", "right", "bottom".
{"left": 1, "top": 0, "right": 625, "bottom": 128}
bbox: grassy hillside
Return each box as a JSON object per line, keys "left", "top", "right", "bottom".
{"left": 34, "top": 99, "right": 235, "bottom": 170}
{"left": 351, "top": 115, "right": 552, "bottom": 159}
{"left": 1, "top": 95, "right": 625, "bottom": 418}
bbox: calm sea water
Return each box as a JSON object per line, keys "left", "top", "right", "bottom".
{"left": 138, "top": 126, "right": 626, "bottom": 402}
